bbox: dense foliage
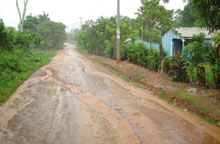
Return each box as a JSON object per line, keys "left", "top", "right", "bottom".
{"left": 121, "top": 42, "right": 161, "bottom": 71}
{"left": 0, "top": 49, "right": 55, "bottom": 105}
{"left": 23, "top": 13, "right": 66, "bottom": 49}
{"left": 76, "top": 16, "right": 139, "bottom": 58}
{"left": 174, "top": 3, "right": 198, "bottom": 27}
{"left": 136, "top": 0, "right": 173, "bottom": 45}
{"left": 0, "top": 17, "right": 62, "bottom": 105}
{"left": 189, "top": 0, "right": 220, "bottom": 32}
{"left": 163, "top": 33, "right": 219, "bottom": 88}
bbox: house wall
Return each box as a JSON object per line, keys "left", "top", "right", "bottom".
{"left": 162, "top": 30, "right": 182, "bottom": 56}
{"left": 135, "top": 39, "right": 159, "bottom": 50}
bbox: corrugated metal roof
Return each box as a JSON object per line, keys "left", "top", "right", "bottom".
{"left": 176, "top": 27, "right": 213, "bottom": 39}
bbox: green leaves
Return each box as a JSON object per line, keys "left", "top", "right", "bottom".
{"left": 75, "top": 16, "right": 138, "bottom": 58}
{"left": 36, "top": 21, "right": 66, "bottom": 49}
{"left": 136, "top": 0, "right": 173, "bottom": 44}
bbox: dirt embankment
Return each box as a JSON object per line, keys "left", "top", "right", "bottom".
{"left": 82, "top": 52, "right": 220, "bottom": 125}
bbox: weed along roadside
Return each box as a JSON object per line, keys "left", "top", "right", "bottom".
{"left": 0, "top": 16, "right": 66, "bottom": 106}
{"left": 0, "top": 49, "right": 56, "bottom": 105}
{"left": 80, "top": 51, "right": 220, "bottom": 126}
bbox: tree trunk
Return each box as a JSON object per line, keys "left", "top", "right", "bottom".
{"left": 16, "top": 0, "right": 29, "bottom": 31}
{"left": 141, "top": 22, "right": 144, "bottom": 41}
{"left": 197, "top": 66, "right": 206, "bottom": 86}
{"left": 150, "top": 26, "right": 154, "bottom": 48}
{"left": 96, "top": 47, "right": 98, "bottom": 55}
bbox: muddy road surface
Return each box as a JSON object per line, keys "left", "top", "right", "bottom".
{"left": 0, "top": 43, "right": 220, "bottom": 144}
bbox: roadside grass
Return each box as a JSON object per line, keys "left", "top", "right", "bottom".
{"left": 95, "top": 57, "right": 106, "bottom": 63}
{"left": 131, "top": 73, "right": 144, "bottom": 81}
{"left": 177, "top": 92, "right": 196, "bottom": 105}
{"left": 203, "top": 117, "right": 216, "bottom": 124}
{"left": 198, "top": 106, "right": 213, "bottom": 114}
{"left": 109, "top": 69, "right": 132, "bottom": 83}
{"left": 157, "top": 90, "right": 166, "bottom": 99}
{"left": 0, "top": 49, "right": 56, "bottom": 105}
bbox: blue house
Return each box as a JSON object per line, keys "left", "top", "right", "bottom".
{"left": 162, "top": 27, "right": 213, "bottom": 56}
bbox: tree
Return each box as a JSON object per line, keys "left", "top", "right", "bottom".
{"left": 16, "top": 0, "right": 29, "bottom": 31}
{"left": 137, "top": 0, "right": 173, "bottom": 46}
{"left": 144, "top": 28, "right": 162, "bottom": 43}
{"left": 23, "top": 15, "right": 39, "bottom": 31}
{"left": 157, "top": 0, "right": 220, "bottom": 32}
{"left": 0, "top": 20, "right": 17, "bottom": 51}
{"left": 36, "top": 21, "right": 66, "bottom": 49}
{"left": 23, "top": 13, "right": 66, "bottom": 49}
{"left": 140, "top": 0, "right": 169, "bottom": 4}
{"left": 210, "top": 32, "right": 220, "bottom": 88}
{"left": 0, "top": 20, "right": 8, "bottom": 50}
{"left": 16, "top": 30, "right": 41, "bottom": 48}
{"left": 184, "top": 33, "right": 210, "bottom": 85}
{"left": 174, "top": 3, "right": 198, "bottom": 27}
{"left": 188, "top": 0, "right": 220, "bottom": 32}
{"left": 23, "top": 13, "right": 50, "bottom": 32}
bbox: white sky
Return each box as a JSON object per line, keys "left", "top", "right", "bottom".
{"left": 0, "top": 0, "right": 186, "bottom": 31}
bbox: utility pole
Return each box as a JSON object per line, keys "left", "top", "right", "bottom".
{"left": 116, "top": 0, "right": 120, "bottom": 64}
{"left": 78, "top": 17, "right": 83, "bottom": 29}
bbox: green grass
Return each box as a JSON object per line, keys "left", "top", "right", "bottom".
{"left": 203, "top": 117, "right": 215, "bottom": 124}
{"left": 178, "top": 92, "right": 196, "bottom": 105}
{"left": 131, "top": 73, "right": 144, "bottom": 81}
{"left": 0, "top": 49, "right": 56, "bottom": 105}
{"left": 157, "top": 90, "right": 165, "bottom": 99}
{"left": 95, "top": 57, "right": 106, "bottom": 63}
{"left": 198, "top": 106, "right": 213, "bottom": 114}
{"left": 109, "top": 69, "right": 132, "bottom": 82}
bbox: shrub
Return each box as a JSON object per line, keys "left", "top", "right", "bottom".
{"left": 120, "top": 42, "right": 160, "bottom": 71}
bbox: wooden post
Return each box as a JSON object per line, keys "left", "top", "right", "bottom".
{"left": 116, "top": 0, "right": 120, "bottom": 64}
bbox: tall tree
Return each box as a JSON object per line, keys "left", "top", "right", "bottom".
{"left": 188, "top": 0, "right": 220, "bottom": 32}
{"left": 16, "top": 0, "right": 29, "bottom": 31}
{"left": 37, "top": 21, "right": 66, "bottom": 49}
{"left": 174, "top": 3, "right": 198, "bottom": 27}
{"left": 137, "top": 0, "right": 173, "bottom": 46}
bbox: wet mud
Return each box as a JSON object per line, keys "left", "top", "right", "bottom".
{"left": 0, "top": 43, "right": 219, "bottom": 144}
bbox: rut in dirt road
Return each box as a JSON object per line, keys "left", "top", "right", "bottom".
{"left": 0, "top": 43, "right": 220, "bottom": 144}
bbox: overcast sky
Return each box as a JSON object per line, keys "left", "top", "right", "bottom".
{"left": 0, "top": 0, "right": 186, "bottom": 31}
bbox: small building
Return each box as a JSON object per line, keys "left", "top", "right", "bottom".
{"left": 135, "top": 39, "right": 159, "bottom": 50}
{"left": 124, "top": 38, "right": 159, "bottom": 50}
{"left": 162, "top": 27, "right": 213, "bottom": 56}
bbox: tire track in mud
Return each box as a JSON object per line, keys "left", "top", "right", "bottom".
{"left": 43, "top": 66, "right": 140, "bottom": 144}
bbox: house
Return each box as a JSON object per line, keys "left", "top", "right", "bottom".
{"left": 162, "top": 27, "right": 213, "bottom": 56}
{"left": 135, "top": 39, "right": 159, "bottom": 50}
{"left": 124, "top": 38, "right": 159, "bottom": 50}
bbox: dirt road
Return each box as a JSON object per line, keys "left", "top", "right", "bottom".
{"left": 0, "top": 43, "right": 220, "bottom": 144}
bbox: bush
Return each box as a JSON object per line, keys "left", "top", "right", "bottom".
{"left": 121, "top": 42, "right": 161, "bottom": 71}
{"left": 0, "top": 49, "right": 56, "bottom": 105}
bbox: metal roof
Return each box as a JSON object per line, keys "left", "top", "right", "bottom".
{"left": 176, "top": 27, "right": 213, "bottom": 39}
